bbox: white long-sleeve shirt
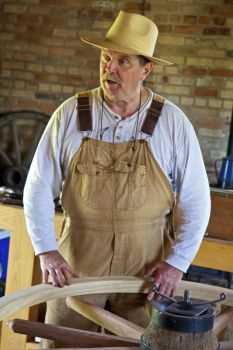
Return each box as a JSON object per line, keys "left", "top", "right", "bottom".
{"left": 23, "top": 87, "right": 210, "bottom": 272}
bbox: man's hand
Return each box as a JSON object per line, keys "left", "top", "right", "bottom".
{"left": 38, "top": 250, "right": 78, "bottom": 287}
{"left": 145, "top": 261, "right": 183, "bottom": 301}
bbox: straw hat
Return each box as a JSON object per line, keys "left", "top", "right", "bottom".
{"left": 81, "top": 11, "right": 172, "bottom": 65}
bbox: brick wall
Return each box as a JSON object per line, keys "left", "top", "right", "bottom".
{"left": 0, "top": 0, "right": 233, "bottom": 183}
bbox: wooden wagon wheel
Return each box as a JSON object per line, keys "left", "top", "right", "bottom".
{"left": 0, "top": 110, "right": 49, "bottom": 190}
{"left": 1, "top": 277, "right": 233, "bottom": 349}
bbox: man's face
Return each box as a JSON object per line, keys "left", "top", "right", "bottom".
{"left": 100, "top": 50, "right": 152, "bottom": 102}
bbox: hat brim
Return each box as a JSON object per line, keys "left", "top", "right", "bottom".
{"left": 81, "top": 36, "right": 173, "bottom": 65}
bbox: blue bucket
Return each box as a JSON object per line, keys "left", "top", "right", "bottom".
{"left": 217, "top": 156, "right": 233, "bottom": 189}
{"left": 0, "top": 230, "right": 10, "bottom": 281}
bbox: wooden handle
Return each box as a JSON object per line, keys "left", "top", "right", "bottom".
{"left": 8, "top": 318, "right": 139, "bottom": 347}
{"left": 214, "top": 307, "right": 233, "bottom": 336}
{"left": 0, "top": 276, "right": 151, "bottom": 321}
{"left": 66, "top": 296, "right": 144, "bottom": 339}
{"left": 1, "top": 277, "right": 233, "bottom": 321}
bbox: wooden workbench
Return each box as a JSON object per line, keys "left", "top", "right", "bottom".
{"left": 0, "top": 204, "right": 63, "bottom": 350}
{"left": 0, "top": 187, "right": 232, "bottom": 350}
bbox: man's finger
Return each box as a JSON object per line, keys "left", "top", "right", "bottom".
{"left": 62, "top": 268, "right": 75, "bottom": 285}
{"left": 48, "top": 268, "right": 59, "bottom": 287}
{"left": 55, "top": 268, "right": 66, "bottom": 288}
{"left": 147, "top": 283, "right": 159, "bottom": 301}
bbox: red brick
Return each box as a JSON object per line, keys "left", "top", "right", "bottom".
{"left": 193, "top": 88, "right": 218, "bottom": 97}
{"left": 14, "top": 52, "right": 36, "bottom": 61}
{"left": 17, "top": 99, "right": 40, "bottom": 109}
{"left": 59, "top": 76, "right": 83, "bottom": 84}
{"left": 213, "top": 17, "right": 226, "bottom": 26}
{"left": 154, "top": 14, "right": 168, "bottom": 24}
{"left": 50, "top": 47, "right": 77, "bottom": 57}
{"left": 84, "top": 78, "right": 99, "bottom": 86}
{"left": 16, "top": 33, "right": 39, "bottom": 43}
{"left": 66, "top": 0, "right": 91, "bottom": 5}
{"left": 43, "top": 37, "right": 64, "bottom": 46}
{"left": 169, "top": 15, "right": 182, "bottom": 23}
{"left": 209, "top": 69, "right": 233, "bottom": 78}
{"left": 78, "top": 50, "right": 99, "bottom": 58}
{"left": 28, "top": 25, "right": 52, "bottom": 35}
{"left": 35, "top": 73, "right": 58, "bottom": 82}
{"left": 86, "top": 60, "right": 99, "bottom": 69}
{"left": 182, "top": 67, "right": 208, "bottom": 76}
{"left": 3, "top": 23, "right": 20, "bottom": 32}
{"left": 124, "top": 2, "right": 151, "bottom": 11}
{"left": 0, "top": 79, "right": 14, "bottom": 88}
{"left": 157, "top": 25, "right": 172, "bottom": 33}
{"left": 0, "top": 32, "right": 15, "bottom": 41}
{"left": 40, "top": 101, "right": 58, "bottom": 113}
{"left": 225, "top": 0, "right": 233, "bottom": 4}
{"left": 175, "top": 25, "right": 201, "bottom": 35}
{"left": 43, "top": 17, "right": 65, "bottom": 26}
{"left": 0, "top": 13, "right": 17, "bottom": 22}
{"left": 210, "top": 6, "right": 233, "bottom": 15}
{"left": 199, "top": 16, "right": 211, "bottom": 25}
{"left": 29, "top": 6, "right": 50, "bottom": 15}
{"left": 184, "top": 16, "right": 197, "bottom": 25}
{"left": 3, "top": 4, "right": 28, "bottom": 14}
{"left": 78, "top": 9, "right": 113, "bottom": 19}
{"left": 17, "top": 14, "right": 39, "bottom": 23}
{"left": 203, "top": 27, "right": 231, "bottom": 36}
{"left": 39, "top": 0, "right": 66, "bottom": 4}
{"left": 196, "top": 118, "right": 222, "bottom": 129}
{"left": 3, "top": 98, "right": 18, "bottom": 108}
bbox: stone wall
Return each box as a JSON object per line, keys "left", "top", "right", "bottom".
{"left": 0, "top": 0, "right": 233, "bottom": 183}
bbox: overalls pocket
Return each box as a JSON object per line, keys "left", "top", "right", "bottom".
{"left": 114, "top": 160, "right": 147, "bottom": 209}
{"left": 76, "top": 162, "right": 113, "bottom": 209}
{"left": 76, "top": 161, "right": 147, "bottom": 210}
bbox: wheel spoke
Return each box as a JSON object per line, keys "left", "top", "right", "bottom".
{"left": 11, "top": 120, "right": 21, "bottom": 165}
{"left": 0, "top": 149, "right": 13, "bottom": 166}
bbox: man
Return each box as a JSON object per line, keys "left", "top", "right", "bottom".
{"left": 23, "top": 11, "right": 210, "bottom": 348}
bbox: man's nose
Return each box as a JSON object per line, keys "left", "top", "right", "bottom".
{"left": 106, "top": 59, "right": 117, "bottom": 73}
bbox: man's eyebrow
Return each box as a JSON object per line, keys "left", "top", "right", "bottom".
{"left": 118, "top": 54, "right": 131, "bottom": 60}
{"left": 101, "top": 52, "right": 132, "bottom": 60}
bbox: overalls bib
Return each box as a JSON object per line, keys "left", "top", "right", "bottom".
{"left": 42, "top": 92, "right": 175, "bottom": 348}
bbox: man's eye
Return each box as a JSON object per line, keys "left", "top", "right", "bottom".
{"left": 119, "top": 58, "right": 129, "bottom": 66}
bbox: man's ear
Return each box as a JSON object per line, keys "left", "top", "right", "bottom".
{"left": 141, "top": 62, "right": 154, "bottom": 81}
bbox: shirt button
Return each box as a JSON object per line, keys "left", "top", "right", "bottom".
{"left": 118, "top": 125, "right": 122, "bottom": 129}
{"left": 114, "top": 115, "right": 118, "bottom": 120}
{"left": 116, "top": 136, "right": 121, "bottom": 140}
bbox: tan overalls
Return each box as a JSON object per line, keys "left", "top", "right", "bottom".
{"left": 42, "top": 92, "right": 175, "bottom": 349}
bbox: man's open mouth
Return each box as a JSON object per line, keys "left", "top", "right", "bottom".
{"left": 103, "top": 73, "right": 121, "bottom": 85}
{"left": 106, "top": 79, "right": 118, "bottom": 85}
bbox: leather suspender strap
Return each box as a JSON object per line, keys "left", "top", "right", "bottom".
{"left": 141, "top": 94, "right": 165, "bottom": 136}
{"left": 76, "top": 91, "right": 92, "bottom": 131}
